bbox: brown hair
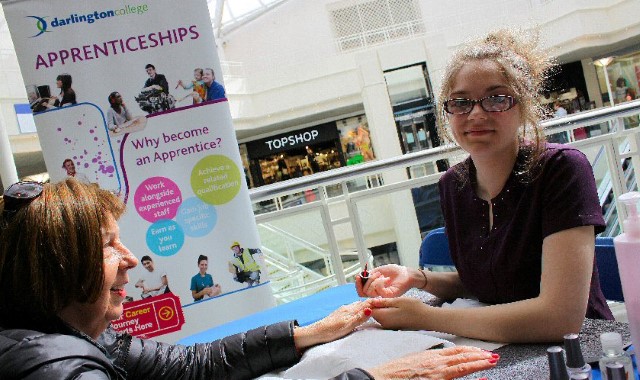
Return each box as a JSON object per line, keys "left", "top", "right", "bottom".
{"left": 436, "top": 29, "right": 555, "bottom": 182}
{"left": 0, "top": 179, "right": 125, "bottom": 330}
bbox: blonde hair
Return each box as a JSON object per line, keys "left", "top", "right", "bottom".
{"left": 436, "top": 28, "right": 555, "bottom": 179}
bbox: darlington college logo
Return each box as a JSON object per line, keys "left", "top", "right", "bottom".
{"left": 26, "top": 15, "right": 49, "bottom": 38}
{"left": 26, "top": 5, "right": 149, "bottom": 38}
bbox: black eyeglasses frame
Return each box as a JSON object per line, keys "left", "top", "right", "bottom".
{"left": 443, "top": 95, "right": 518, "bottom": 115}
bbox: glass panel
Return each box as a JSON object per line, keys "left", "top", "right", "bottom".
{"left": 256, "top": 208, "right": 339, "bottom": 304}
{"left": 400, "top": 123, "right": 416, "bottom": 152}
{"left": 384, "top": 65, "right": 429, "bottom": 104}
{"left": 355, "top": 191, "right": 411, "bottom": 265}
{"left": 333, "top": 220, "right": 366, "bottom": 283}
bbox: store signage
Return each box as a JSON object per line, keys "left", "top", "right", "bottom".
{"left": 247, "top": 124, "right": 340, "bottom": 158}
{"left": 265, "top": 129, "right": 319, "bottom": 150}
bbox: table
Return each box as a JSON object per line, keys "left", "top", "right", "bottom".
{"left": 179, "top": 284, "right": 637, "bottom": 379}
{"left": 407, "top": 289, "right": 636, "bottom": 379}
{"left": 465, "top": 319, "right": 635, "bottom": 379}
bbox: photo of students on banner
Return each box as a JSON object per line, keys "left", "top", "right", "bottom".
{"left": 62, "top": 158, "right": 90, "bottom": 184}
{"left": 27, "top": 73, "right": 77, "bottom": 114}
{"left": 228, "top": 242, "right": 262, "bottom": 287}
{"left": 190, "top": 254, "right": 222, "bottom": 302}
{"left": 135, "top": 255, "right": 171, "bottom": 299}
{"left": 106, "top": 91, "right": 147, "bottom": 135}
{"left": 194, "top": 67, "right": 226, "bottom": 103}
{"left": 136, "top": 63, "right": 176, "bottom": 114}
{"left": 176, "top": 68, "right": 206, "bottom": 105}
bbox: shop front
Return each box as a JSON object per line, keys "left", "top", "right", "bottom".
{"left": 245, "top": 123, "right": 347, "bottom": 187}
{"left": 594, "top": 49, "right": 640, "bottom": 129}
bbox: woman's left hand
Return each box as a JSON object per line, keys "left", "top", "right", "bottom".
{"left": 293, "top": 300, "right": 373, "bottom": 351}
{"left": 368, "top": 297, "right": 431, "bottom": 331}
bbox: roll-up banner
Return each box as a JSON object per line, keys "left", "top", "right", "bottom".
{"left": 2, "top": 0, "right": 275, "bottom": 342}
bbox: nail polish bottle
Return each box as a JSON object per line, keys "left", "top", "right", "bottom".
{"left": 564, "top": 333, "right": 592, "bottom": 380}
{"left": 598, "top": 332, "right": 633, "bottom": 380}
{"left": 605, "top": 362, "right": 627, "bottom": 380}
{"left": 547, "top": 346, "right": 569, "bottom": 380}
{"left": 360, "top": 263, "right": 369, "bottom": 286}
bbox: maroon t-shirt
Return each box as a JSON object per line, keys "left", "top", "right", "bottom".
{"left": 438, "top": 144, "right": 613, "bottom": 320}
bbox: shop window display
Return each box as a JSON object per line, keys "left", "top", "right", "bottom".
{"left": 596, "top": 52, "right": 640, "bottom": 129}
{"left": 341, "top": 122, "right": 375, "bottom": 165}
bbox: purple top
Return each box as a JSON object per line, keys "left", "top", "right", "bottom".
{"left": 438, "top": 144, "right": 613, "bottom": 319}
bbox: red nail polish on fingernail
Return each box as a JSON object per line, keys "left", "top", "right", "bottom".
{"left": 491, "top": 353, "right": 500, "bottom": 359}
{"left": 478, "top": 378, "right": 488, "bottom": 380}
{"left": 364, "top": 308, "right": 372, "bottom": 316}
{"left": 488, "top": 358, "right": 498, "bottom": 364}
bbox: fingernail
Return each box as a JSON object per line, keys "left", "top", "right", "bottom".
{"left": 478, "top": 378, "right": 488, "bottom": 380}
{"left": 491, "top": 353, "right": 500, "bottom": 359}
{"left": 364, "top": 308, "right": 372, "bottom": 316}
{"left": 488, "top": 358, "right": 498, "bottom": 364}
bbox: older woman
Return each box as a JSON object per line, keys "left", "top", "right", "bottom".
{"left": 0, "top": 179, "right": 497, "bottom": 379}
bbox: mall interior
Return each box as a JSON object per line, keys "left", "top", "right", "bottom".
{"left": 3, "top": 0, "right": 640, "bottom": 269}
{"left": 2, "top": 1, "right": 640, "bottom": 187}
{"left": 1, "top": 0, "right": 640, "bottom": 354}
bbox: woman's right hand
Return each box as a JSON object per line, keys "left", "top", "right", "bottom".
{"left": 366, "top": 346, "right": 498, "bottom": 379}
{"left": 355, "top": 264, "right": 417, "bottom": 298}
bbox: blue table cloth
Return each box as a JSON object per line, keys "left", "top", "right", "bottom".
{"left": 178, "top": 283, "right": 364, "bottom": 345}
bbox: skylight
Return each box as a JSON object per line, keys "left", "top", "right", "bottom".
{"left": 208, "top": 0, "right": 287, "bottom": 37}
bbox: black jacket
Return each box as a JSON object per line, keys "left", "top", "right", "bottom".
{"left": 0, "top": 320, "right": 373, "bottom": 379}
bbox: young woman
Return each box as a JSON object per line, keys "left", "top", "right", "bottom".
{"left": 42, "top": 73, "right": 77, "bottom": 109}
{"left": 191, "top": 254, "right": 222, "bottom": 301}
{"left": 357, "top": 29, "right": 612, "bottom": 343}
{"left": 0, "top": 179, "right": 497, "bottom": 379}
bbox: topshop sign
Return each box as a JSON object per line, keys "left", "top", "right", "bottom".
{"left": 265, "top": 129, "right": 319, "bottom": 150}
{"left": 246, "top": 123, "right": 340, "bottom": 158}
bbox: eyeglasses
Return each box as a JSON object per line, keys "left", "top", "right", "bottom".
{"left": 443, "top": 95, "right": 517, "bottom": 115}
{"left": 2, "top": 181, "right": 44, "bottom": 220}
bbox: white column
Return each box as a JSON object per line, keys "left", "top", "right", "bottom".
{"left": 356, "top": 51, "right": 422, "bottom": 267}
{"left": 581, "top": 58, "right": 603, "bottom": 109}
{"left": 0, "top": 117, "right": 19, "bottom": 188}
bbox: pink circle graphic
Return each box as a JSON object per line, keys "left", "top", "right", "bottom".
{"left": 134, "top": 177, "right": 182, "bottom": 223}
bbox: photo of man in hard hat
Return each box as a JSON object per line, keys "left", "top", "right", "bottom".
{"left": 227, "top": 241, "right": 262, "bottom": 287}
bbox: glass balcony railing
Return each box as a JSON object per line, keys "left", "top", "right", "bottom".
{"left": 250, "top": 100, "right": 640, "bottom": 304}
